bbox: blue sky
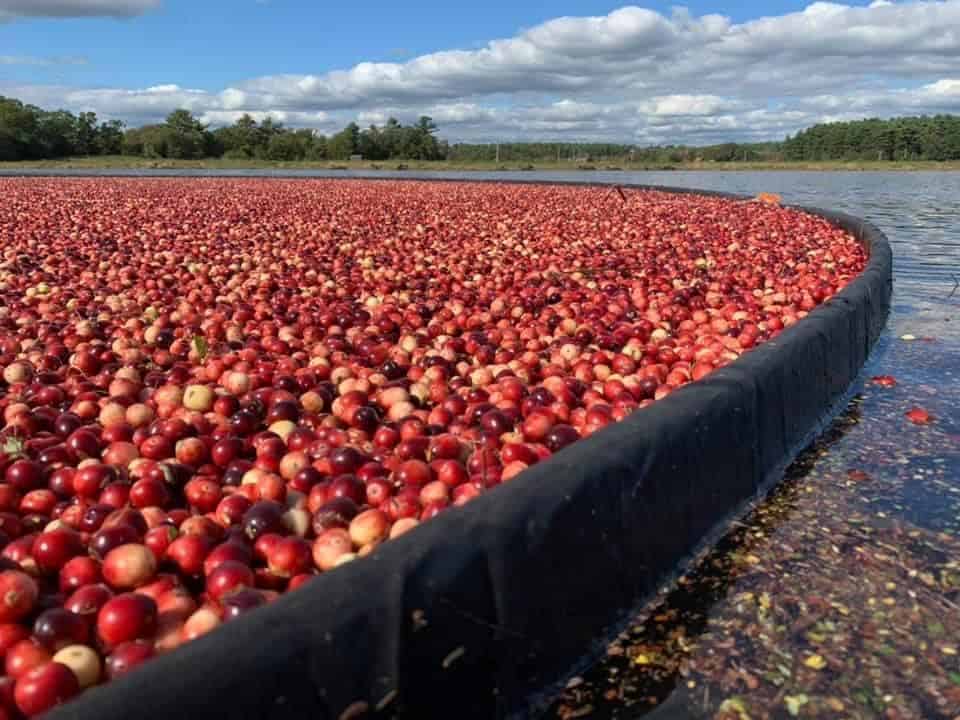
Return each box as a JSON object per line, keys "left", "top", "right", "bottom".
{"left": 2, "top": 0, "right": 824, "bottom": 88}
{"left": 1, "top": 0, "right": 959, "bottom": 143}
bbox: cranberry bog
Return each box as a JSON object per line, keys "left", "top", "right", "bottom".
{"left": 0, "top": 178, "right": 890, "bottom": 719}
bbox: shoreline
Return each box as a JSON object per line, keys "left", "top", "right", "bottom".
{"left": 2, "top": 156, "right": 960, "bottom": 172}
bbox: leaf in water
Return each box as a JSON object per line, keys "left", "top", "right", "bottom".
{"left": 803, "top": 654, "right": 827, "bottom": 670}
{"left": 718, "top": 697, "right": 751, "bottom": 720}
{"left": 948, "top": 672, "right": 960, "bottom": 686}
{"left": 784, "top": 694, "right": 809, "bottom": 717}
{"left": 754, "top": 192, "right": 782, "bottom": 205}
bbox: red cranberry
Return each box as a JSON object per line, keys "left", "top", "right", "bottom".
{"left": 96, "top": 593, "right": 157, "bottom": 647}
{"left": 14, "top": 661, "right": 79, "bottom": 716}
{"left": 105, "top": 639, "right": 154, "bottom": 680}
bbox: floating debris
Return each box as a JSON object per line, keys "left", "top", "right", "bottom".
{"left": 905, "top": 407, "right": 935, "bottom": 425}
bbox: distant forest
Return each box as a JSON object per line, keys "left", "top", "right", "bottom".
{"left": 2, "top": 94, "right": 960, "bottom": 163}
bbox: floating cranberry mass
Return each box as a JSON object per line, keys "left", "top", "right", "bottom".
{"left": 0, "top": 178, "right": 866, "bottom": 713}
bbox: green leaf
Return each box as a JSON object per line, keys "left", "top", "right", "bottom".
{"left": 718, "top": 697, "right": 751, "bottom": 720}
{"left": 785, "top": 694, "right": 809, "bottom": 717}
{"left": 949, "top": 671, "right": 960, "bottom": 686}
{"left": 193, "top": 335, "right": 209, "bottom": 361}
{"left": 2, "top": 436, "right": 25, "bottom": 459}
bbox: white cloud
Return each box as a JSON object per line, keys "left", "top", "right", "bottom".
{"left": 5, "top": 1, "right": 960, "bottom": 144}
{"left": 225, "top": 0, "right": 960, "bottom": 110}
{"left": 0, "top": 0, "right": 158, "bottom": 20}
{"left": 0, "top": 55, "right": 88, "bottom": 65}
{"left": 642, "top": 95, "right": 738, "bottom": 117}
{"left": 198, "top": 110, "right": 333, "bottom": 130}
{"left": 923, "top": 78, "right": 960, "bottom": 98}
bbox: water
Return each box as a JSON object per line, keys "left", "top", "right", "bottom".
{"left": 5, "top": 168, "right": 958, "bottom": 717}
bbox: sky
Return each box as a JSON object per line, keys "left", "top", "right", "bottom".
{"left": 1, "top": 0, "right": 959, "bottom": 145}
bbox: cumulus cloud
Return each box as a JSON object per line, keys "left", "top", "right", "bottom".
{"left": 0, "top": 0, "right": 159, "bottom": 20}
{"left": 224, "top": 0, "right": 960, "bottom": 110}
{"left": 198, "top": 110, "right": 334, "bottom": 131}
{"left": 5, "top": 0, "right": 960, "bottom": 143}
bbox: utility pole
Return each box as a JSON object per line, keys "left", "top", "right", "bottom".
{"left": 495, "top": 143, "right": 500, "bottom": 163}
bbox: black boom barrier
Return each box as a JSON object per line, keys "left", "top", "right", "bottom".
{"left": 49, "top": 183, "right": 893, "bottom": 720}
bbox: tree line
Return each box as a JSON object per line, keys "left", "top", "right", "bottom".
{"left": 0, "top": 98, "right": 446, "bottom": 162}
{"left": 0, "top": 96, "right": 124, "bottom": 160}
{"left": 781, "top": 115, "right": 960, "bottom": 161}
{"left": 447, "top": 142, "right": 634, "bottom": 163}
{"left": 106, "top": 110, "right": 450, "bottom": 161}
{"left": 3, "top": 94, "right": 960, "bottom": 163}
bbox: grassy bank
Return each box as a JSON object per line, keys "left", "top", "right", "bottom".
{"left": 3, "top": 155, "right": 960, "bottom": 172}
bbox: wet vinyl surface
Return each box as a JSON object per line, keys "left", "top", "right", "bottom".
{"left": 539, "top": 174, "right": 960, "bottom": 718}
{"left": 4, "top": 168, "right": 956, "bottom": 718}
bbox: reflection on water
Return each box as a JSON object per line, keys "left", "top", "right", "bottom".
{"left": 4, "top": 168, "right": 958, "bottom": 717}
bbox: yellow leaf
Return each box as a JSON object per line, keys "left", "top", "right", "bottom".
{"left": 718, "top": 697, "right": 751, "bottom": 720}
{"left": 634, "top": 654, "right": 651, "bottom": 665}
{"left": 804, "top": 654, "right": 827, "bottom": 670}
{"left": 785, "top": 694, "right": 809, "bottom": 716}
{"left": 755, "top": 192, "right": 782, "bottom": 205}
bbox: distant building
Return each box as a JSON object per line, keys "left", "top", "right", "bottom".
{"left": 349, "top": 154, "right": 363, "bottom": 161}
